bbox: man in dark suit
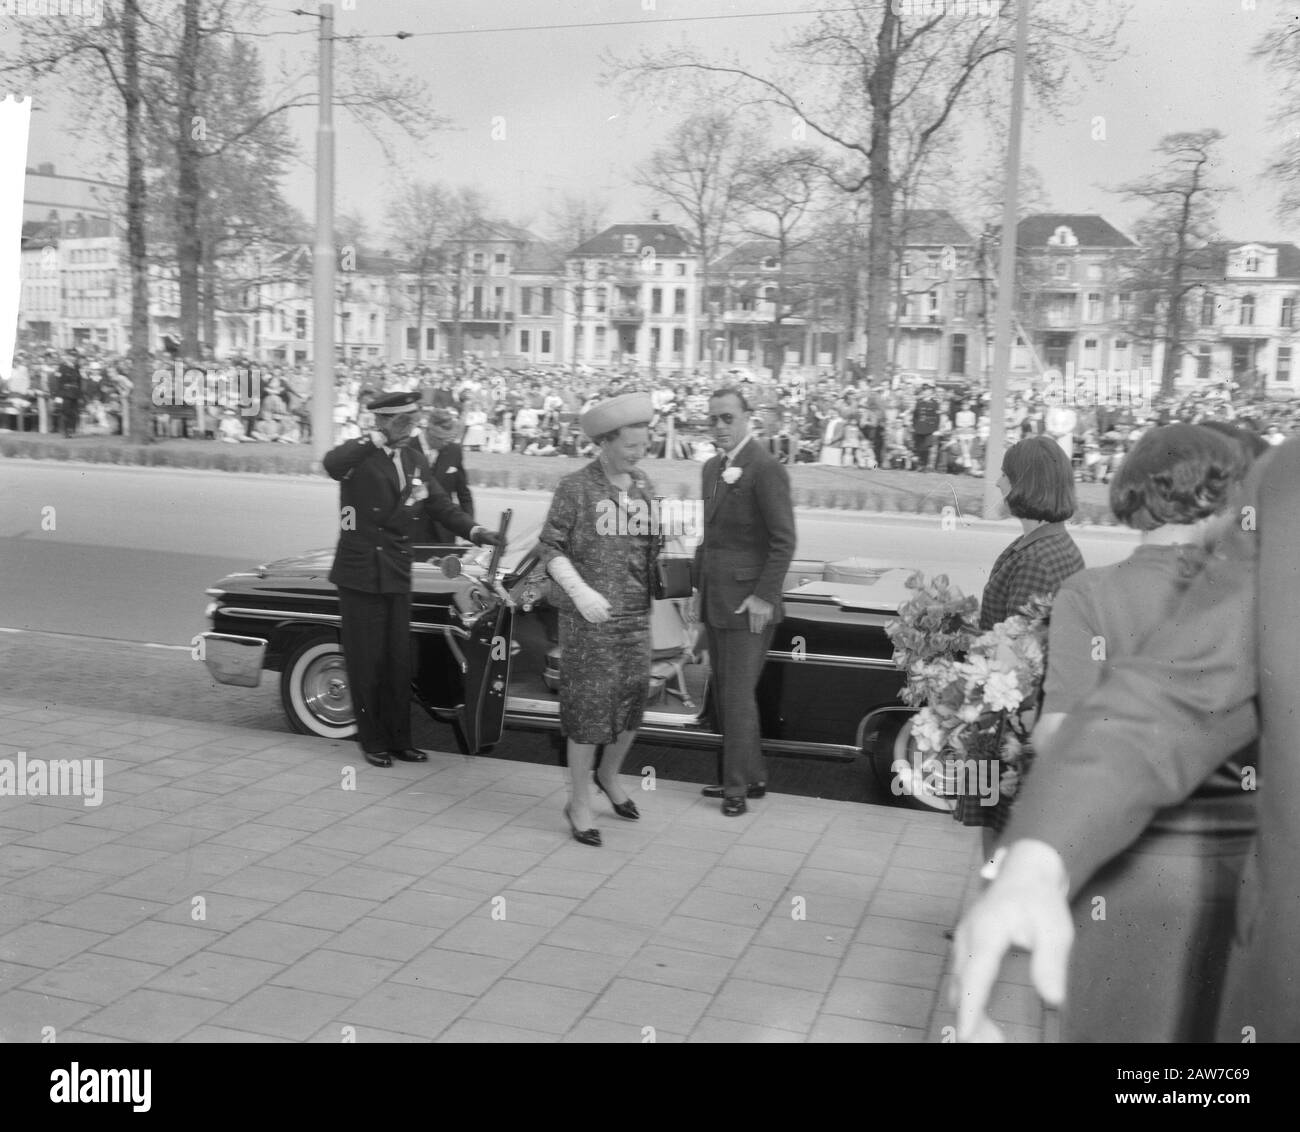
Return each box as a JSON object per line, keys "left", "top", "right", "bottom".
{"left": 410, "top": 407, "right": 474, "bottom": 551}
{"left": 323, "top": 391, "right": 502, "bottom": 768}
{"left": 56, "top": 350, "right": 83, "bottom": 437}
{"left": 952, "top": 439, "right": 1298, "bottom": 1042}
{"left": 911, "top": 383, "right": 942, "bottom": 471}
{"left": 693, "top": 387, "right": 797, "bottom": 816}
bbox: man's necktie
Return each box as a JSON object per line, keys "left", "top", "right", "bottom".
{"left": 390, "top": 447, "right": 406, "bottom": 490}
{"left": 713, "top": 454, "right": 728, "bottom": 500}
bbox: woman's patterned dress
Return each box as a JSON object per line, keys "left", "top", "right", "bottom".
{"left": 538, "top": 461, "right": 662, "bottom": 744}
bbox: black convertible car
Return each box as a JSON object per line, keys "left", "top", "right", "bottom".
{"left": 199, "top": 543, "right": 987, "bottom": 811}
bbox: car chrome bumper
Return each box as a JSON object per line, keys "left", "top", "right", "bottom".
{"left": 199, "top": 632, "right": 267, "bottom": 688}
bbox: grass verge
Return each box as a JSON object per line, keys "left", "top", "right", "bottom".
{"left": 0, "top": 432, "right": 1119, "bottom": 524}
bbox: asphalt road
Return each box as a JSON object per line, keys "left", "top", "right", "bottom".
{"left": 0, "top": 460, "right": 1137, "bottom": 806}
{"left": 0, "top": 461, "right": 1137, "bottom": 645}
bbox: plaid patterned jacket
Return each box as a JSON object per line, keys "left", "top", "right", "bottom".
{"left": 979, "top": 521, "right": 1084, "bottom": 630}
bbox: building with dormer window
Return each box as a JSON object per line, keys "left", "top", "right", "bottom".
{"left": 562, "top": 220, "right": 699, "bottom": 372}
{"left": 891, "top": 210, "right": 981, "bottom": 384}
{"left": 1182, "top": 241, "right": 1300, "bottom": 397}
{"left": 1013, "top": 214, "right": 1140, "bottom": 388}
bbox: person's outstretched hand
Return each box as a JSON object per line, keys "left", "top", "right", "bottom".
{"left": 950, "top": 840, "right": 1074, "bottom": 1042}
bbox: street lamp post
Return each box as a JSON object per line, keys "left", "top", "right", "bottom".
{"left": 310, "top": 1, "right": 335, "bottom": 462}
{"left": 982, "top": 0, "right": 1029, "bottom": 518}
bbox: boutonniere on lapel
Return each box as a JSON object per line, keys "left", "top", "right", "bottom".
{"left": 721, "top": 466, "right": 742, "bottom": 485}
{"left": 445, "top": 466, "right": 458, "bottom": 474}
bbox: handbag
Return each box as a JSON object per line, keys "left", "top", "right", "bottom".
{"left": 652, "top": 556, "right": 694, "bottom": 601}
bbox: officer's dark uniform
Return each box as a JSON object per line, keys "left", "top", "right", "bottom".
{"left": 323, "top": 394, "right": 480, "bottom": 762}
{"left": 911, "top": 391, "right": 942, "bottom": 471}
{"left": 57, "top": 359, "right": 82, "bottom": 437}
{"left": 412, "top": 434, "right": 474, "bottom": 548}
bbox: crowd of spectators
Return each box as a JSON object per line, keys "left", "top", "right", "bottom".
{"left": 4, "top": 346, "right": 1299, "bottom": 479}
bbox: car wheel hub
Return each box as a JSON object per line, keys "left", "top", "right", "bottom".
{"left": 303, "top": 656, "right": 353, "bottom": 725}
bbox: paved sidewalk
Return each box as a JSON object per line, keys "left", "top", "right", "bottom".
{"left": 0, "top": 698, "right": 1046, "bottom": 1042}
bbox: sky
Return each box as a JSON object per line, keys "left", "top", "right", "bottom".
{"left": 9, "top": 0, "right": 1296, "bottom": 248}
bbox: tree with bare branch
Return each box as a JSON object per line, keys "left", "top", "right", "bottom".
{"left": 1254, "top": 6, "right": 1300, "bottom": 220}
{"left": 385, "top": 181, "right": 457, "bottom": 367}
{"left": 1112, "top": 130, "right": 1225, "bottom": 396}
{"left": 632, "top": 110, "right": 763, "bottom": 378}
{"left": 386, "top": 184, "right": 493, "bottom": 364}
{"left": 1, "top": 0, "right": 443, "bottom": 439}
{"left": 611, "top": 0, "right": 1124, "bottom": 386}
{"left": 732, "top": 147, "right": 828, "bottom": 381}
{"left": 544, "top": 192, "right": 610, "bottom": 256}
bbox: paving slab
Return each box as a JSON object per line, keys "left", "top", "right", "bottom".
{"left": 0, "top": 695, "right": 1038, "bottom": 1043}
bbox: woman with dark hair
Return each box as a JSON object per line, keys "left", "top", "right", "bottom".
{"left": 979, "top": 435, "right": 1084, "bottom": 631}
{"left": 538, "top": 393, "right": 659, "bottom": 846}
{"left": 954, "top": 436, "right": 1085, "bottom": 849}
{"left": 1033, "top": 423, "right": 1256, "bottom": 1041}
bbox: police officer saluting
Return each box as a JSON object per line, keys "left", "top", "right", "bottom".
{"left": 323, "top": 390, "right": 504, "bottom": 767}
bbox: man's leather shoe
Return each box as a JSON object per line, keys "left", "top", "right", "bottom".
{"left": 702, "top": 783, "right": 766, "bottom": 799}
{"left": 721, "top": 796, "right": 747, "bottom": 817}
{"left": 364, "top": 751, "right": 392, "bottom": 768}
{"left": 390, "top": 748, "right": 428, "bottom": 762}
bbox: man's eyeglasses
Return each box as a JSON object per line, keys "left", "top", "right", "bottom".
{"left": 708, "top": 413, "right": 740, "bottom": 425}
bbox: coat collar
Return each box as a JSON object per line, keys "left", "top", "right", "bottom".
{"left": 1009, "top": 520, "right": 1066, "bottom": 553}
{"left": 373, "top": 441, "right": 417, "bottom": 495}
{"left": 584, "top": 457, "right": 652, "bottom": 505}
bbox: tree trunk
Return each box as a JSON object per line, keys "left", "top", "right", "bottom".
{"left": 176, "top": 0, "right": 203, "bottom": 358}
{"left": 202, "top": 248, "right": 218, "bottom": 357}
{"left": 414, "top": 283, "right": 425, "bottom": 364}
{"left": 1163, "top": 206, "right": 1192, "bottom": 397}
{"left": 863, "top": 8, "right": 899, "bottom": 385}
{"left": 123, "top": 0, "right": 153, "bottom": 445}
{"left": 770, "top": 234, "right": 787, "bottom": 383}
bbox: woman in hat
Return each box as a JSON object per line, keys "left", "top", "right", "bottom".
{"left": 538, "top": 392, "right": 660, "bottom": 846}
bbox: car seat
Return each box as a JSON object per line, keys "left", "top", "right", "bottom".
{"left": 542, "top": 598, "right": 700, "bottom": 709}
{"left": 648, "top": 598, "right": 698, "bottom": 709}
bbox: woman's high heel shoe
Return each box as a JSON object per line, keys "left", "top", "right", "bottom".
{"left": 593, "top": 776, "right": 640, "bottom": 820}
{"left": 564, "top": 803, "right": 602, "bottom": 847}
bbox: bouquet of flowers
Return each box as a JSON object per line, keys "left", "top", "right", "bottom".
{"left": 886, "top": 572, "right": 1052, "bottom": 800}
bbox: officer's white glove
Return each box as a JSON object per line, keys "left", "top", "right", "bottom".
{"left": 368, "top": 429, "right": 387, "bottom": 448}
{"left": 548, "top": 556, "right": 611, "bottom": 624}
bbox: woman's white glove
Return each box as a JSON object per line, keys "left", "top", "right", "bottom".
{"left": 548, "top": 556, "right": 611, "bottom": 624}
